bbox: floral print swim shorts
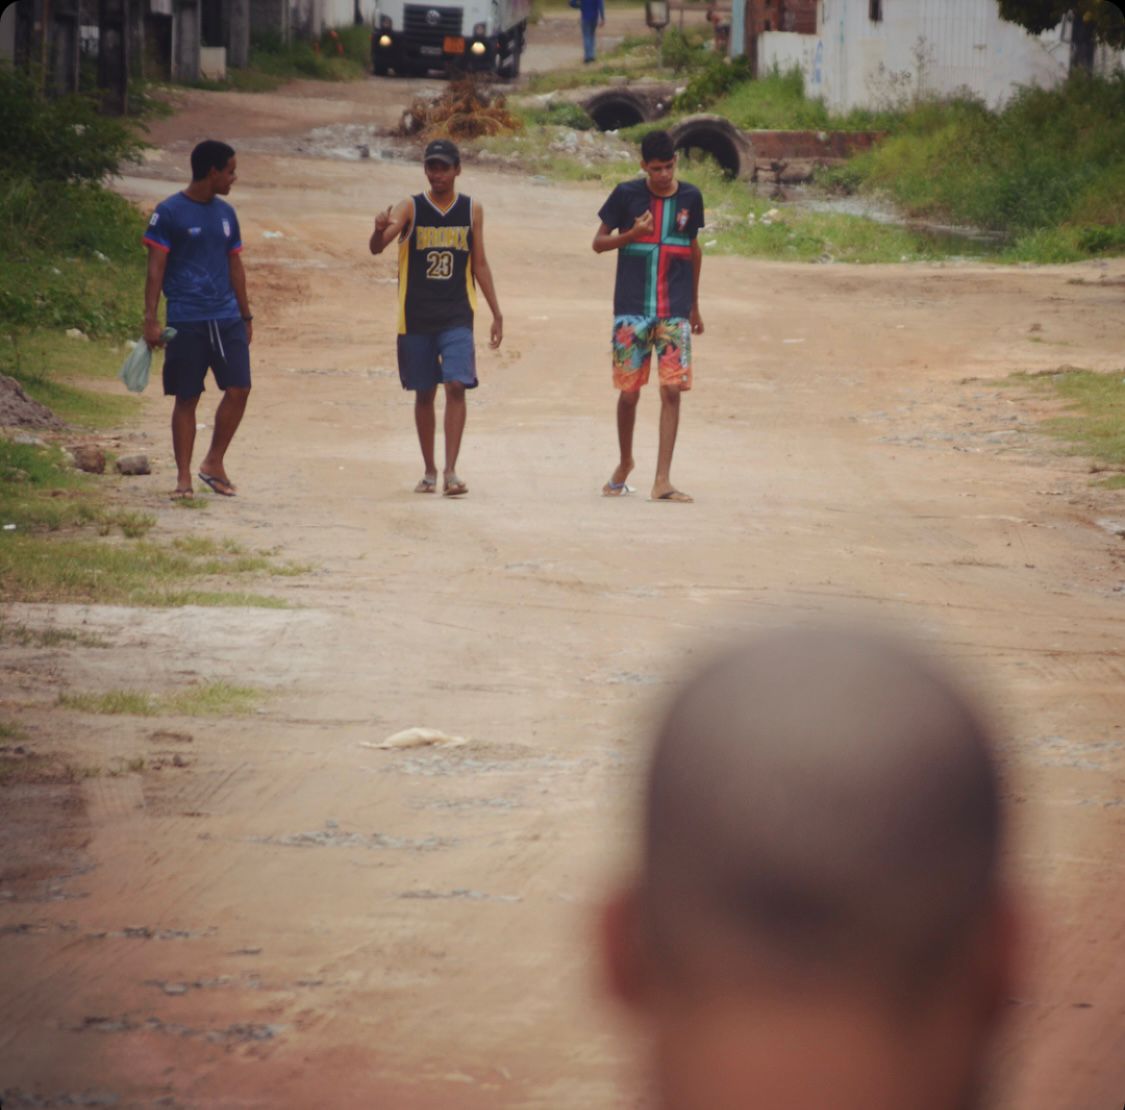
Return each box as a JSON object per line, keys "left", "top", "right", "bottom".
{"left": 611, "top": 315, "right": 692, "bottom": 393}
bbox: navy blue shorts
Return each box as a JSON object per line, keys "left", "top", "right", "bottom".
{"left": 163, "top": 318, "right": 252, "bottom": 399}
{"left": 397, "top": 326, "right": 477, "bottom": 392}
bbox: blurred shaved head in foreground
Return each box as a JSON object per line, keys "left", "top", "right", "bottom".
{"left": 602, "top": 626, "right": 1019, "bottom": 1110}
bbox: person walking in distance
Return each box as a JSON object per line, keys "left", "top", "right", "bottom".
{"left": 579, "top": 0, "right": 606, "bottom": 63}
{"left": 143, "top": 140, "right": 253, "bottom": 499}
{"left": 594, "top": 130, "right": 703, "bottom": 503}
{"left": 369, "top": 139, "right": 503, "bottom": 497}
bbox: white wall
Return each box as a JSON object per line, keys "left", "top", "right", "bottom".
{"left": 0, "top": 4, "right": 16, "bottom": 62}
{"left": 757, "top": 0, "right": 1123, "bottom": 113}
{"left": 290, "top": 0, "right": 377, "bottom": 35}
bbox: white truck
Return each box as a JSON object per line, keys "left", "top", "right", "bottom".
{"left": 370, "top": 0, "right": 530, "bottom": 78}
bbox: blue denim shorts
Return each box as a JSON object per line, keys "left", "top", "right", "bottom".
{"left": 397, "top": 326, "right": 478, "bottom": 392}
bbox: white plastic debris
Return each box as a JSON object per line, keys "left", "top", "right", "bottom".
{"left": 362, "top": 727, "right": 468, "bottom": 751}
{"left": 262, "top": 230, "right": 284, "bottom": 239}
{"left": 65, "top": 328, "right": 88, "bottom": 341}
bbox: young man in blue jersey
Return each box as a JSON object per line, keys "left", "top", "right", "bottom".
{"left": 369, "top": 139, "right": 503, "bottom": 497}
{"left": 142, "top": 140, "right": 253, "bottom": 499}
{"left": 594, "top": 130, "right": 704, "bottom": 503}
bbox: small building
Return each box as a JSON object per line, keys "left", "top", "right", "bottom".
{"left": 730, "top": 0, "right": 1125, "bottom": 112}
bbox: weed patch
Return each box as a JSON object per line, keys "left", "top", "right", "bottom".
{"left": 841, "top": 73, "right": 1125, "bottom": 258}
{"left": 1006, "top": 367, "right": 1125, "bottom": 483}
{"left": 59, "top": 681, "right": 262, "bottom": 718}
{"left": 196, "top": 25, "right": 370, "bottom": 92}
{"left": 0, "top": 533, "right": 301, "bottom": 606}
{"left": 0, "top": 619, "right": 110, "bottom": 649}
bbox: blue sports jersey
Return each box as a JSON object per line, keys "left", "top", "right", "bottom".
{"left": 142, "top": 192, "right": 242, "bottom": 322}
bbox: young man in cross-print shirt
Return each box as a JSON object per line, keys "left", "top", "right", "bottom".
{"left": 594, "top": 130, "right": 704, "bottom": 503}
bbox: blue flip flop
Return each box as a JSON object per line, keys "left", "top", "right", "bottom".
{"left": 602, "top": 480, "right": 635, "bottom": 497}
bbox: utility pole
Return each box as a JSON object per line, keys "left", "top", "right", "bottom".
{"left": 97, "top": 0, "right": 130, "bottom": 114}
{"left": 228, "top": 0, "right": 249, "bottom": 68}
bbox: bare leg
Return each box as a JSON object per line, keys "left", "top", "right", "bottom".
{"left": 443, "top": 381, "right": 467, "bottom": 487}
{"left": 199, "top": 386, "right": 250, "bottom": 493}
{"left": 652, "top": 384, "right": 691, "bottom": 502}
{"left": 171, "top": 394, "right": 201, "bottom": 495}
{"left": 414, "top": 387, "right": 438, "bottom": 483}
{"left": 605, "top": 389, "right": 639, "bottom": 493}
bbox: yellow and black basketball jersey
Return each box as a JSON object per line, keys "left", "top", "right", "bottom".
{"left": 398, "top": 192, "right": 476, "bottom": 335}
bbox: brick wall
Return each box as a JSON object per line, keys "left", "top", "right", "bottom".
{"left": 745, "top": 0, "right": 817, "bottom": 35}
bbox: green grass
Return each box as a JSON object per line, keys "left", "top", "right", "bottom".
{"left": 1006, "top": 368, "right": 1125, "bottom": 486}
{"left": 195, "top": 25, "right": 371, "bottom": 92}
{"left": 0, "top": 181, "right": 148, "bottom": 339}
{"left": 0, "top": 439, "right": 154, "bottom": 535}
{"left": 704, "top": 65, "right": 896, "bottom": 131}
{"left": 0, "top": 532, "right": 304, "bottom": 605}
{"left": 840, "top": 73, "right": 1125, "bottom": 258}
{"left": 524, "top": 31, "right": 665, "bottom": 93}
{"left": 0, "top": 618, "right": 110, "bottom": 648}
{"left": 58, "top": 680, "right": 262, "bottom": 717}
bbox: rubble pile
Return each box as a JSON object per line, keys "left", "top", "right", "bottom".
{"left": 400, "top": 78, "right": 523, "bottom": 141}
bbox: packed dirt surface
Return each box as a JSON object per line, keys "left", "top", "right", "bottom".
{"left": 2, "top": 18, "right": 1125, "bottom": 1108}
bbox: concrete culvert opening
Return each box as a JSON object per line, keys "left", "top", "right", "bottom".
{"left": 584, "top": 92, "right": 647, "bottom": 131}
{"left": 668, "top": 115, "right": 754, "bottom": 180}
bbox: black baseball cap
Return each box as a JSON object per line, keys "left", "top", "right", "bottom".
{"left": 423, "top": 138, "right": 460, "bottom": 165}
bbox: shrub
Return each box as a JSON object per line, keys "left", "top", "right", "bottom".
{"left": 660, "top": 28, "right": 708, "bottom": 74}
{"left": 0, "top": 65, "right": 146, "bottom": 184}
{"left": 676, "top": 55, "right": 754, "bottom": 112}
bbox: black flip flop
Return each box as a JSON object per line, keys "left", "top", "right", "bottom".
{"left": 198, "top": 471, "right": 236, "bottom": 497}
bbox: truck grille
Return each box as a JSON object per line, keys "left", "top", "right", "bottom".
{"left": 403, "top": 3, "right": 463, "bottom": 39}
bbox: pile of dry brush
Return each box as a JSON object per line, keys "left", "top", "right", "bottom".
{"left": 399, "top": 77, "right": 523, "bottom": 141}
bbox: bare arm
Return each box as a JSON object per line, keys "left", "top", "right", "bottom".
{"left": 143, "top": 245, "right": 168, "bottom": 349}
{"left": 592, "top": 210, "right": 653, "bottom": 253}
{"left": 471, "top": 201, "right": 503, "bottom": 349}
{"left": 689, "top": 239, "right": 704, "bottom": 334}
{"left": 370, "top": 198, "right": 412, "bottom": 256}
{"left": 228, "top": 251, "right": 253, "bottom": 344}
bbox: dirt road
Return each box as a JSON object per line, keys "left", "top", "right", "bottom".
{"left": 2, "top": 25, "right": 1124, "bottom": 1108}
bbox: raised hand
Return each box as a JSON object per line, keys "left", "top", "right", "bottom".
{"left": 630, "top": 209, "right": 655, "bottom": 239}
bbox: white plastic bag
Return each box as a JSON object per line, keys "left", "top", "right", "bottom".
{"left": 118, "top": 327, "right": 176, "bottom": 393}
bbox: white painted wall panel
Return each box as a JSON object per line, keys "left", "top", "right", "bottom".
{"left": 756, "top": 0, "right": 1122, "bottom": 113}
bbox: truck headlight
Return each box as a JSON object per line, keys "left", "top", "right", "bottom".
{"left": 379, "top": 33, "right": 392, "bottom": 46}
{"left": 470, "top": 40, "right": 486, "bottom": 54}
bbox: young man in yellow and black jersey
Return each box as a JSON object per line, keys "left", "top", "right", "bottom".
{"left": 369, "top": 139, "right": 503, "bottom": 497}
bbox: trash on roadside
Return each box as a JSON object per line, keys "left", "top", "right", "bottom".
{"left": 362, "top": 727, "right": 468, "bottom": 750}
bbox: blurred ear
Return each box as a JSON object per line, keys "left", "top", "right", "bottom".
{"left": 972, "top": 887, "right": 1023, "bottom": 1027}
{"left": 600, "top": 884, "right": 651, "bottom": 1011}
